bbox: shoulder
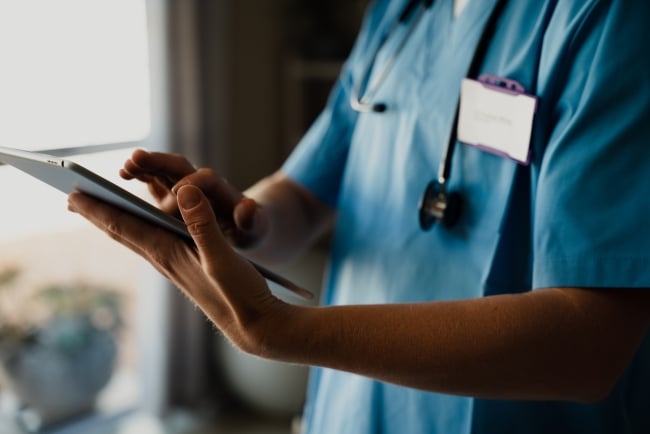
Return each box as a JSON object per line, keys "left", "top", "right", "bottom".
{"left": 536, "top": 0, "right": 650, "bottom": 104}
{"left": 545, "top": 0, "right": 650, "bottom": 46}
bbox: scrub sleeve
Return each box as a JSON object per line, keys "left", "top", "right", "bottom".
{"left": 531, "top": 0, "right": 650, "bottom": 289}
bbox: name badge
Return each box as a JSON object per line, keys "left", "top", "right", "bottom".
{"left": 457, "top": 74, "right": 538, "bottom": 165}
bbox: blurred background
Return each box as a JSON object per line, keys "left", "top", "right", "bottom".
{"left": 0, "top": 0, "right": 368, "bottom": 433}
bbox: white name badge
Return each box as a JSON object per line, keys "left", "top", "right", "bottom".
{"left": 457, "top": 75, "right": 538, "bottom": 165}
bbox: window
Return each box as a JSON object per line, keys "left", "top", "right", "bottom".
{"left": 0, "top": 0, "right": 169, "bottom": 431}
{"left": 0, "top": 0, "right": 150, "bottom": 151}
{"left": 0, "top": 0, "right": 151, "bottom": 238}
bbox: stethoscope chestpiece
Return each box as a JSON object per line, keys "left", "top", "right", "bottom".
{"left": 418, "top": 180, "right": 462, "bottom": 230}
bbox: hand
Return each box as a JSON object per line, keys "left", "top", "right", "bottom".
{"left": 121, "top": 149, "right": 269, "bottom": 249}
{"left": 67, "top": 185, "right": 287, "bottom": 353}
{"left": 120, "top": 149, "right": 195, "bottom": 216}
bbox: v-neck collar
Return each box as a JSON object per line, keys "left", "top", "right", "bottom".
{"left": 453, "top": 0, "right": 471, "bottom": 20}
{"left": 449, "top": 0, "right": 500, "bottom": 48}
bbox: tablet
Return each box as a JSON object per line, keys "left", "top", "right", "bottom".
{"left": 0, "top": 146, "right": 312, "bottom": 299}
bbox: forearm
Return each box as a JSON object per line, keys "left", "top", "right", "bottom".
{"left": 256, "top": 287, "right": 650, "bottom": 403}
{"left": 242, "top": 171, "right": 334, "bottom": 265}
{"left": 69, "top": 182, "right": 650, "bottom": 403}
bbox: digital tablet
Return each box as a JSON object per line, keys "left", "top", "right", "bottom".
{"left": 0, "top": 146, "right": 312, "bottom": 299}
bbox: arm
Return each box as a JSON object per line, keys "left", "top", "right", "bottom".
{"left": 263, "top": 286, "right": 650, "bottom": 403}
{"left": 119, "top": 149, "right": 334, "bottom": 266}
{"left": 68, "top": 186, "right": 650, "bottom": 404}
{"left": 239, "top": 171, "right": 335, "bottom": 265}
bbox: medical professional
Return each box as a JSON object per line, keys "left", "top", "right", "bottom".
{"left": 69, "top": 0, "right": 650, "bottom": 433}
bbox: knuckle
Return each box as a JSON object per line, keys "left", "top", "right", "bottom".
{"left": 146, "top": 239, "right": 177, "bottom": 272}
{"left": 186, "top": 220, "right": 215, "bottom": 247}
{"left": 187, "top": 219, "right": 211, "bottom": 235}
{"left": 196, "top": 167, "right": 218, "bottom": 180}
{"left": 105, "top": 221, "right": 122, "bottom": 240}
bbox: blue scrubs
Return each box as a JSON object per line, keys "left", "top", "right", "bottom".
{"left": 283, "top": 0, "right": 650, "bottom": 433}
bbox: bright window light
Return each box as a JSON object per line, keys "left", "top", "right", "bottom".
{"left": 0, "top": 0, "right": 151, "bottom": 150}
{"left": 0, "top": 148, "right": 150, "bottom": 241}
{"left": 0, "top": 0, "right": 152, "bottom": 241}
{"left": 0, "top": 1, "right": 157, "bottom": 426}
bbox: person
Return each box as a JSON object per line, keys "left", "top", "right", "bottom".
{"left": 68, "top": 0, "right": 650, "bottom": 433}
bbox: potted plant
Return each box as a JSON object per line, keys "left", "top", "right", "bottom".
{"left": 0, "top": 266, "right": 122, "bottom": 429}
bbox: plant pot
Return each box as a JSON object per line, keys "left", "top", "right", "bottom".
{"left": 0, "top": 317, "right": 117, "bottom": 428}
{"left": 215, "top": 334, "right": 309, "bottom": 417}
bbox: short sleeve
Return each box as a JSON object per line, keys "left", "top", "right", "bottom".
{"left": 282, "top": 0, "right": 398, "bottom": 208}
{"left": 281, "top": 75, "right": 358, "bottom": 208}
{"left": 533, "top": 1, "right": 650, "bottom": 289}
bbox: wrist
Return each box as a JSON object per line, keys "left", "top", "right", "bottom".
{"left": 244, "top": 301, "right": 309, "bottom": 362}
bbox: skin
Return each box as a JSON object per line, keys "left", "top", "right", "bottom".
{"left": 68, "top": 149, "right": 650, "bottom": 404}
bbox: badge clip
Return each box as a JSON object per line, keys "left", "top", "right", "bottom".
{"left": 478, "top": 74, "right": 526, "bottom": 95}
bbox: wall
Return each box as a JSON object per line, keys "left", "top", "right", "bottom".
{"left": 195, "top": 0, "right": 367, "bottom": 189}
{"left": 195, "top": 0, "right": 284, "bottom": 190}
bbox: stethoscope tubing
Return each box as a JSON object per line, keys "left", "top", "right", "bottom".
{"left": 350, "top": 0, "right": 509, "bottom": 230}
{"left": 351, "top": 0, "right": 432, "bottom": 112}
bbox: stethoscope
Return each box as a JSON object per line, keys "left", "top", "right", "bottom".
{"left": 350, "top": 0, "right": 507, "bottom": 230}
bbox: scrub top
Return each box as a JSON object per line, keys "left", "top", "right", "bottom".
{"left": 283, "top": 0, "right": 650, "bottom": 433}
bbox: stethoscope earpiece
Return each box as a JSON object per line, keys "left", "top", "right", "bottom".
{"left": 418, "top": 180, "right": 462, "bottom": 230}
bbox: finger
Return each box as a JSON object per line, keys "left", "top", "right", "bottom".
{"left": 233, "top": 197, "right": 259, "bottom": 231}
{"left": 231, "top": 197, "right": 268, "bottom": 248}
{"left": 121, "top": 150, "right": 195, "bottom": 186}
{"left": 121, "top": 152, "right": 151, "bottom": 180}
{"left": 133, "top": 149, "right": 196, "bottom": 178}
{"left": 120, "top": 160, "right": 155, "bottom": 181}
{"left": 172, "top": 169, "right": 244, "bottom": 218}
{"left": 120, "top": 167, "right": 180, "bottom": 216}
{"left": 172, "top": 170, "right": 267, "bottom": 247}
{"left": 148, "top": 177, "right": 181, "bottom": 215}
{"left": 176, "top": 185, "right": 269, "bottom": 306}
{"left": 120, "top": 150, "right": 196, "bottom": 215}
{"left": 147, "top": 177, "right": 172, "bottom": 202}
{"left": 176, "top": 185, "right": 232, "bottom": 271}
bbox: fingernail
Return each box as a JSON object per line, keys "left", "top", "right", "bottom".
{"left": 171, "top": 181, "right": 186, "bottom": 194}
{"left": 178, "top": 186, "right": 201, "bottom": 210}
{"left": 237, "top": 198, "right": 257, "bottom": 231}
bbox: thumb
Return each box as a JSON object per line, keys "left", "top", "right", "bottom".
{"left": 177, "top": 184, "right": 231, "bottom": 265}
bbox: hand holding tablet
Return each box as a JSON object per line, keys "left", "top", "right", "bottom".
{"left": 0, "top": 146, "right": 312, "bottom": 300}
